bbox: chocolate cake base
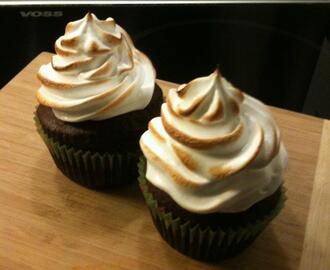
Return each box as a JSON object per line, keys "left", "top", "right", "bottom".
{"left": 138, "top": 159, "right": 285, "bottom": 260}
{"left": 35, "top": 86, "right": 163, "bottom": 188}
{"left": 36, "top": 84, "right": 163, "bottom": 154}
{"left": 146, "top": 181, "right": 282, "bottom": 230}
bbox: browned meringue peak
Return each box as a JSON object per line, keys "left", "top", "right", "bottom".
{"left": 51, "top": 12, "right": 133, "bottom": 80}
{"left": 55, "top": 13, "right": 120, "bottom": 56}
{"left": 140, "top": 70, "right": 287, "bottom": 213}
{"left": 168, "top": 69, "right": 242, "bottom": 122}
{"left": 161, "top": 109, "right": 244, "bottom": 149}
{"left": 37, "top": 13, "right": 156, "bottom": 123}
{"left": 36, "top": 13, "right": 137, "bottom": 92}
{"left": 161, "top": 69, "right": 245, "bottom": 149}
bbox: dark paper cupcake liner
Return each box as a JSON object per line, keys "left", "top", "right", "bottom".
{"left": 34, "top": 115, "right": 138, "bottom": 189}
{"left": 138, "top": 158, "right": 286, "bottom": 261}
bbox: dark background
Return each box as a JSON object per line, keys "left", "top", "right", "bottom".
{"left": 1, "top": 4, "right": 329, "bottom": 118}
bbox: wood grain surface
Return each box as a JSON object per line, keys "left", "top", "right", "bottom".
{"left": 299, "top": 120, "right": 330, "bottom": 270}
{"left": 0, "top": 52, "right": 329, "bottom": 270}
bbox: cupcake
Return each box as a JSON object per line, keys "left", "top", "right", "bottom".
{"left": 35, "top": 13, "right": 162, "bottom": 188}
{"left": 139, "top": 69, "right": 288, "bottom": 260}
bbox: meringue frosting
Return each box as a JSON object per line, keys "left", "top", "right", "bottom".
{"left": 37, "top": 13, "right": 155, "bottom": 122}
{"left": 140, "top": 69, "right": 288, "bottom": 214}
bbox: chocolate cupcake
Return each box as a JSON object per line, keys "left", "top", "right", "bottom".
{"left": 139, "top": 69, "right": 288, "bottom": 260}
{"left": 35, "top": 13, "right": 162, "bottom": 188}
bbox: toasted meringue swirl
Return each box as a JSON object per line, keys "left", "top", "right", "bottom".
{"left": 140, "top": 70, "right": 288, "bottom": 213}
{"left": 36, "top": 13, "right": 155, "bottom": 122}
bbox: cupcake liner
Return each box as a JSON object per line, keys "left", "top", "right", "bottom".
{"left": 34, "top": 115, "right": 138, "bottom": 188}
{"left": 138, "top": 158, "right": 286, "bottom": 261}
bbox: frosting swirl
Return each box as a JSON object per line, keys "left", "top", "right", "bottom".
{"left": 37, "top": 13, "right": 155, "bottom": 122}
{"left": 140, "top": 69, "right": 288, "bottom": 213}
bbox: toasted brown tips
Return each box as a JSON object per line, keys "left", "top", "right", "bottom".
{"left": 166, "top": 97, "right": 180, "bottom": 117}
{"left": 148, "top": 121, "right": 166, "bottom": 143}
{"left": 85, "top": 61, "right": 112, "bottom": 79}
{"left": 203, "top": 100, "right": 224, "bottom": 122}
{"left": 177, "top": 83, "right": 190, "bottom": 97}
{"left": 93, "top": 80, "right": 134, "bottom": 116}
{"left": 105, "top": 17, "right": 116, "bottom": 26}
{"left": 208, "top": 125, "right": 264, "bottom": 180}
{"left": 208, "top": 165, "right": 234, "bottom": 180}
{"left": 172, "top": 144, "right": 197, "bottom": 171}
{"left": 55, "top": 43, "right": 77, "bottom": 56}
{"left": 87, "top": 41, "right": 111, "bottom": 54}
{"left": 52, "top": 60, "right": 76, "bottom": 72}
{"left": 177, "top": 93, "right": 208, "bottom": 116}
{"left": 103, "top": 32, "right": 122, "bottom": 45}
{"left": 85, "top": 12, "right": 93, "bottom": 22}
{"left": 60, "top": 37, "right": 78, "bottom": 47}
{"left": 117, "top": 52, "right": 134, "bottom": 74}
{"left": 37, "top": 72, "right": 73, "bottom": 90}
{"left": 233, "top": 88, "right": 244, "bottom": 102}
{"left": 51, "top": 57, "right": 92, "bottom": 72}
{"left": 65, "top": 22, "right": 75, "bottom": 33}
{"left": 35, "top": 90, "right": 46, "bottom": 106}
{"left": 161, "top": 109, "right": 244, "bottom": 149}
{"left": 140, "top": 141, "right": 198, "bottom": 187}
{"left": 229, "top": 97, "right": 240, "bottom": 115}
{"left": 155, "top": 80, "right": 179, "bottom": 100}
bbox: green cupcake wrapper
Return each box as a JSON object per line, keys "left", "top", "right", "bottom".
{"left": 138, "top": 158, "right": 286, "bottom": 261}
{"left": 34, "top": 115, "right": 138, "bottom": 189}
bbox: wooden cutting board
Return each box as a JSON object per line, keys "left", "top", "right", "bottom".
{"left": 1, "top": 52, "right": 329, "bottom": 270}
